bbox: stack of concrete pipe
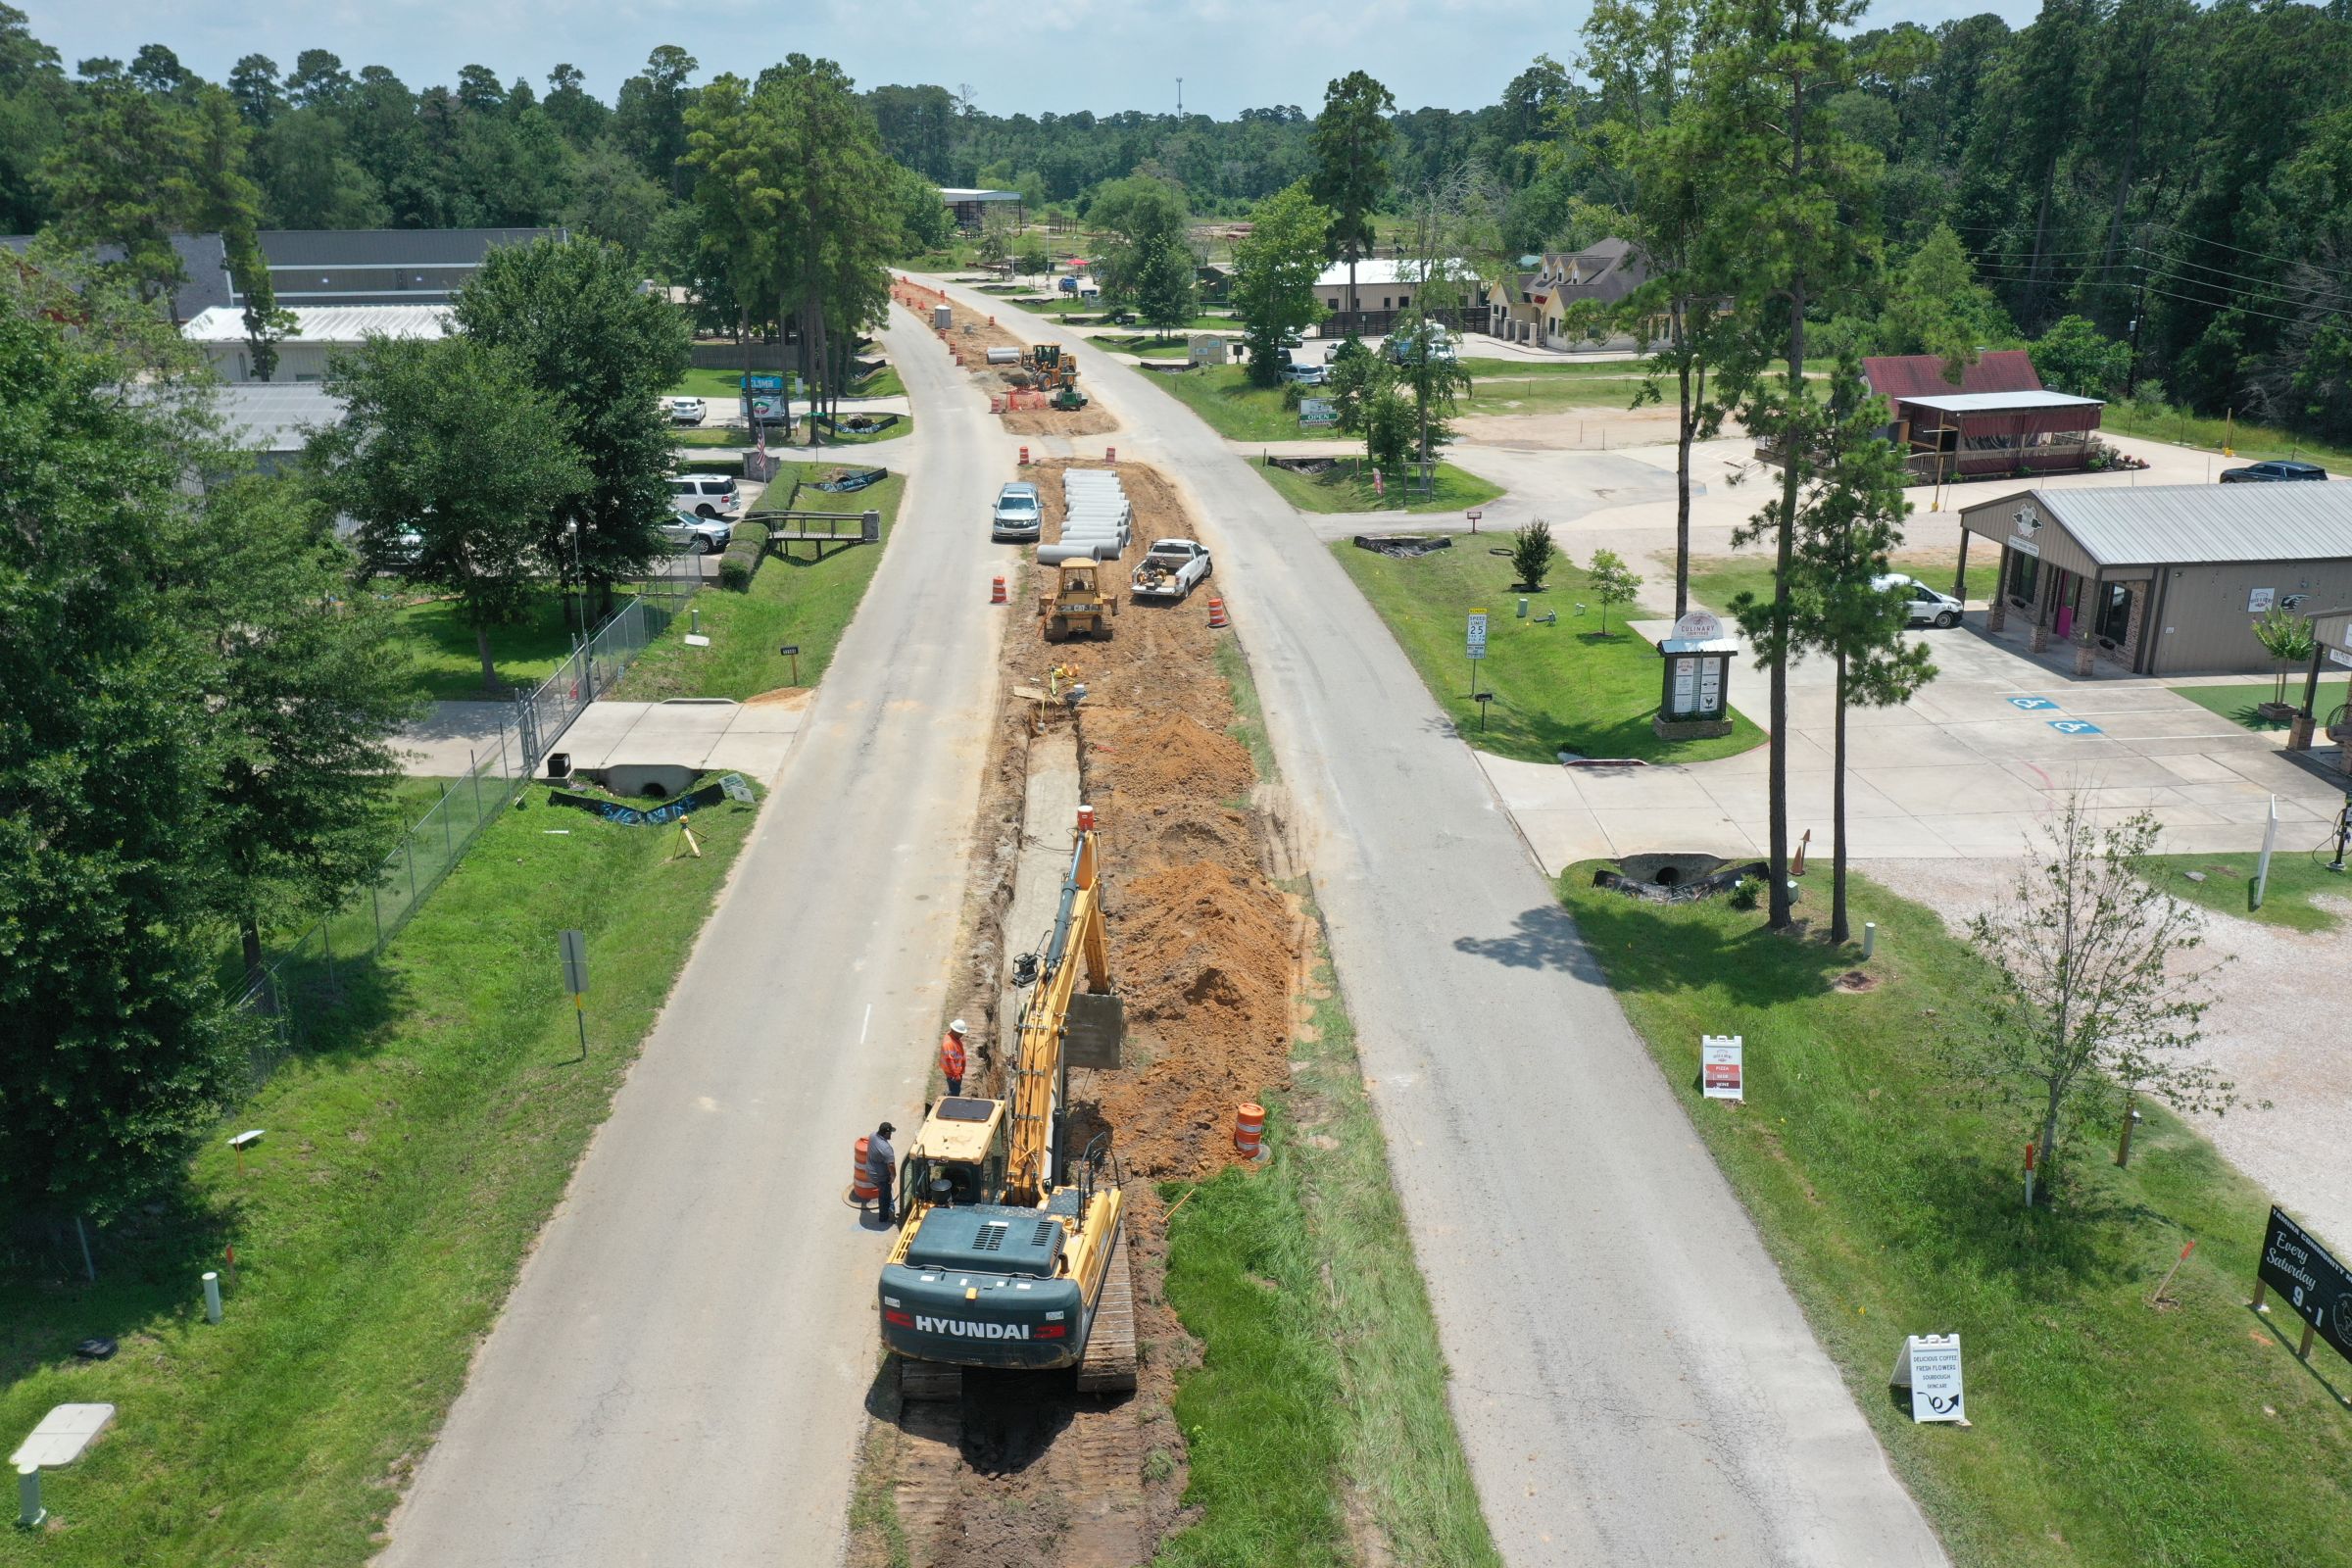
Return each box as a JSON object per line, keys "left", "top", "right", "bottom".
{"left": 1037, "top": 467, "right": 1134, "bottom": 564}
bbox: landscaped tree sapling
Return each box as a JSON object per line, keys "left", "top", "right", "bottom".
{"left": 1589, "top": 547, "right": 1642, "bottom": 634}
{"left": 1963, "top": 802, "right": 2239, "bottom": 1205}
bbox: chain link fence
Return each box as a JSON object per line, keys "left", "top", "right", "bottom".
{"left": 236, "top": 566, "right": 703, "bottom": 1087}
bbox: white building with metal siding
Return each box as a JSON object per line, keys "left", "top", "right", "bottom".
{"left": 1958, "top": 484, "right": 2352, "bottom": 675}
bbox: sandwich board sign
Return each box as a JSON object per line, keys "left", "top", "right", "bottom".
{"left": 1701, "top": 1034, "right": 1744, "bottom": 1101}
{"left": 1889, "top": 1334, "right": 1966, "bottom": 1423}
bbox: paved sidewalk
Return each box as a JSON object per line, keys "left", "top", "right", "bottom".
{"left": 555, "top": 695, "right": 810, "bottom": 782}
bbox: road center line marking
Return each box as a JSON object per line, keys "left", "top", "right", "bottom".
{"left": 860, "top": 1003, "right": 872, "bottom": 1046}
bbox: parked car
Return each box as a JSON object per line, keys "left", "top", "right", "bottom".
{"left": 991, "top": 481, "right": 1043, "bottom": 541}
{"left": 2219, "top": 459, "right": 2328, "bottom": 482}
{"left": 661, "top": 511, "right": 733, "bottom": 554}
{"left": 668, "top": 474, "right": 741, "bottom": 518}
{"left": 1130, "top": 538, "right": 1212, "bottom": 601}
{"left": 1387, "top": 325, "right": 1458, "bottom": 365}
{"left": 1283, "top": 362, "right": 1328, "bottom": 386}
{"left": 1874, "top": 572, "right": 1963, "bottom": 628}
{"left": 666, "top": 396, "right": 707, "bottom": 426}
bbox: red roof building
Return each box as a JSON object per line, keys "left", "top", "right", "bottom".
{"left": 1861, "top": 351, "right": 2104, "bottom": 481}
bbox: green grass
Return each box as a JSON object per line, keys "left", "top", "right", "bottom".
{"left": 1145, "top": 365, "right": 1310, "bottom": 442}
{"left": 1557, "top": 866, "right": 2352, "bottom": 1568}
{"left": 1152, "top": 638, "right": 1494, "bottom": 1568}
{"left": 0, "top": 782, "right": 760, "bottom": 1567}
{"left": 2139, "top": 849, "right": 2350, "bottom": 933}
{"left": 673, "top": 425, "right": 746, "bottom": 448}
{"left": 1334, "top": 544, "right": 1765, "bottom": 764}
{"left": 2104, "top": 400, "right": 2352, "bottom": 471}
{"left": 1687, "top": 552, "right": 1985, "bottom": 618}
{"left": 851, "top": 365, "right": 906, "bottom": 401}
{"left": 393, "top": 590, "right": 595, "bottom": 700}
{"left": 2167, "top": 677, "right": 2352, "bottom": 734}
{"left": 1261, "top": 457, "right": 1501, "bottom": 516}
{"left": 611, "top": 472, "right": 905, "bottom": 701}
{"left": 806, "top": 414, "right": 912, "bottom": 446}
{"left": 664, "top": 367, "right": 753, "bottom": 400}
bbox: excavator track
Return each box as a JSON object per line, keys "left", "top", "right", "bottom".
{"left": 1074, "top": 1228, "right": 1136, "bottom": 1395}
{"left": 897, "top": 1356, "right": 963, "bottom": 1403}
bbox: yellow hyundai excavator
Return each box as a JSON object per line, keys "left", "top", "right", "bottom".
{"left": 878, "top": 824, "right": 1133, "bottom": 1398}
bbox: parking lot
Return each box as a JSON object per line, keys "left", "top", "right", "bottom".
{"left": 1482, "top": 611, "right": 2347, "bottom": 870}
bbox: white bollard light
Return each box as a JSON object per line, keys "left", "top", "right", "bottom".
{"left": 17, "top": 1461, "right": 42, "bottom": 1530}
{"left": 202, "top": 1271, "right": 222, "bottom": 1325}
{"left": 1862, "top": 921, "right": 1878, "bottom": 960}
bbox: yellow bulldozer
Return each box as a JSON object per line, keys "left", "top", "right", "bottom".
{"left": 878, "top": 824, "right": 1132, "bottom": 1399}
{"left": 1039, "top": 561, "right": 1117, "bottom": 643}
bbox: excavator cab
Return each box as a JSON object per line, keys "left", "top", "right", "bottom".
{"left": 899, "top": 1097, "right": 1008, "bottom": 1214}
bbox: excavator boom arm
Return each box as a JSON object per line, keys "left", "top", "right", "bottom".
{"left": 1005, "top": 831, "right": 1109, "bottom": 1203}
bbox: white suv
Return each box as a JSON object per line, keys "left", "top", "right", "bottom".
{"left": 668, "top": 474, "right": 741, "bottom": 519}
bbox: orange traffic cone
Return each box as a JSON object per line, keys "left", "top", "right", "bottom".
{"left": 1791, "top": 829, "right": 1811, "bottom": 877}
{"left": 1206, "top": 597, "right": 1229, "bottom": 629}
{"left": 1019, "top": 445, "right": 1030, "bottom": 466}
{"left": 991, "top": 575, "right": 1008, "bottom": 605}
{"left": 1105, "top": 446, "right": 1117, "bottom": 463}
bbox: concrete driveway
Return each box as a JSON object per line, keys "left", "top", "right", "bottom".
{"left": 1480, "top": 612, "right": 2347, "bottom": 873}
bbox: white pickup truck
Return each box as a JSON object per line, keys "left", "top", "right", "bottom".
{"left": 1129, "top": 538, "right": 1212, "bottom": 601}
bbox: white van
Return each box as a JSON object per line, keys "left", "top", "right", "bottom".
{"left": 668, "top": 475, "right": 742, "bottom": 519}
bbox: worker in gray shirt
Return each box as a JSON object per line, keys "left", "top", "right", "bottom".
{"left": 867, "top": 1121, "right": 899, "bottom": 1228}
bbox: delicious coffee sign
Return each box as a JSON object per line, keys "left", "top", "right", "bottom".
{"left": 2259, "top": 1206, "right": 2352, "bottom": 1365}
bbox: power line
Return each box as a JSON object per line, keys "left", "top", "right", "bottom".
{"left": 2147, "top": 220, "right": 2352, "bottom": 284}
{"left": 2134, "top": 245, "right": 2352, "bottom": 306}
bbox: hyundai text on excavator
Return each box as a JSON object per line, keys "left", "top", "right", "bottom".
{"left": 878, "top": 823, "right": 1134, "bottom": 1398}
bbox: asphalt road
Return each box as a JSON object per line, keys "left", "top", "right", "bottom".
{"left": 374, "top": 307, "right": 1006, "bottom": 1565}
{"left": 925, "top": 277, "right": 1949, "bottom": 1567}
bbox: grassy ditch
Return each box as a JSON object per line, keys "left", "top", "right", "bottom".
{"left": 0, "top": 782, "right": 760, "bottom": 1567}
{"left": 2140, "top": 848, "right": 2350, "bottom": 933}
{"left": 1156, "top": 927, "right": 1495, "bottom": 1568}
{"left": 1334, "top": 542, "right": 1764, "bottom": 764}
{"left": 1558, "top": 865, "right": 2352, "bottom": 1568}
{"left": 611, "top": 471, "right": 905, "bottom": 701}
{"left": 1261, "top": 457, "right": 1502, "bottom": 516}
{"left": 2104, "top": 400, "right": 2352, "bottom": 472}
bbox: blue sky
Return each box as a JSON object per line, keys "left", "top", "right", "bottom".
{"left": 24, "top": 0, "right": 2045, "bottom": 116}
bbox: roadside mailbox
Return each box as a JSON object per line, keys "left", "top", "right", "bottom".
{"left": 1655, "top": 609, "right": 1738, "bottom": 740}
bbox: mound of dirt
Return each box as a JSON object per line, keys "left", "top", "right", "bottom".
{"left": 1102, "top": 713, "right": 1254, "bottom": 807}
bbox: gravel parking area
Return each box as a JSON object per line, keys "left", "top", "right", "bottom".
{"left": 1872, "top": 855, "right": 2352, "bottom": 1250}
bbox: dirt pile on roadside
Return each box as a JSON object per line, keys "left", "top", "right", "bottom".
{"left": 1028, "top": 457, "right": 1302, "bottom": 1182}
{"left": 890, "top": 276, "right": 1120, "bottom": 436}
{"left": 853, "top": 457, "right": 1297, "bottom": 1568}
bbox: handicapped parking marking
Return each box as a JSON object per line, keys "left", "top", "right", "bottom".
{"left": 2047, "top": 718, "right": 2103, "bottom": 736}
{"left": 2007, "top": 696, "right": 2059, "bottom": 710}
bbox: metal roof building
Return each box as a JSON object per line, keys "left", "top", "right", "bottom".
{"left": 1864, "top": 351, "right": 2105, "bottom": 480}
{"left": 210, "top": 381, "right": 347, "bottom": 468}
{"left": 182, "top": 304, "right": 448, "bottom": 383}
{"left": 1958, "top": 484, "right": 2352, "bottom": 676}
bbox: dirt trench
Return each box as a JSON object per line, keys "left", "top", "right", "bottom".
{"left": 849, "top": 461, "right": 1302, "bottom": 1568}
{"left": 890, "top": 278, "right": 1120, "bottom": 438}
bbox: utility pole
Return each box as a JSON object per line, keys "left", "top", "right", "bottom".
{"left": 1176, "top": 78, "right": 1183, "bottom": 120}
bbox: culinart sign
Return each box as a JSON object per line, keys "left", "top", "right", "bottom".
{"left": 1701, "top": 1035, "right": 1744, "bottom": 1101}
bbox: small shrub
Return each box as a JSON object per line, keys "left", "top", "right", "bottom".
{"left": 1510, "top": 519, "right": 1555, "bottom": 592}
{"left": 1728, "top": 875, "right": 1763, "bottom": 910}
{"left": 717, "top": 522, "right": 768, "bottom": 593}
{"left": 1281, "top": 380, "right": 1304, "bottom": 411}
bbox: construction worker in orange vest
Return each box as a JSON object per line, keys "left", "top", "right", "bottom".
{"left": 939, "top": 1019, "right": 968, "bottom": 1097}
